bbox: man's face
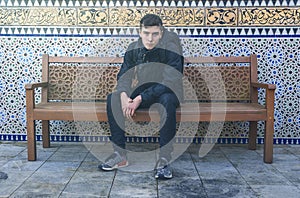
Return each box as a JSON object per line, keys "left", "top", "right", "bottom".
{"left": 139, "top": 25, "right": 163, "bottom": 50}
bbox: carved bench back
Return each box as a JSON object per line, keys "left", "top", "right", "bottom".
{"left": 42, "top": 54, "right": 257, "bottom": 102}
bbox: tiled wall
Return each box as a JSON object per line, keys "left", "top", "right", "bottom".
{"left": 0, "top": 0, "right": 299, "bottom": 144}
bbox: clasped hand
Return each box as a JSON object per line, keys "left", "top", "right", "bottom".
{"left": 120, "top": 92, "right": 142, "bottom": 121}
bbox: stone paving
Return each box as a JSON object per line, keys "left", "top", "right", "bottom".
{"left": 0, "top": 141, "right": 300, "bottom": 198}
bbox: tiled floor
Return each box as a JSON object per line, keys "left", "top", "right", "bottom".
{"left": 0, "top": 141, "right": 300, "bottom": 197}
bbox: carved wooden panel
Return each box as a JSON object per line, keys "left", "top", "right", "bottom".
{"left": 48, "top": 64, "right": 120, "bottom": 100}
{"left": 184, "top": 65, "right": 250, "bottom": 101}
{"left": 48, "top": 63, "right": 250, "bottom": 101}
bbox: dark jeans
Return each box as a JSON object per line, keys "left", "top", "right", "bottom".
{"left": 106, "top": 91, "right": 179, "bottom": 161}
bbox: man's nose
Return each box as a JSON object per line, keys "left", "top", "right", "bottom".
{"left": 148, "top": 34, "right": 153, "bottom": 41}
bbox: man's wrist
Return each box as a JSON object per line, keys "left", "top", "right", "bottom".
{"left": 120, "top": 92, "right": 128, "bottom": 97}
{"left": 134, "top": 95, "right": 142, "bottom": 102}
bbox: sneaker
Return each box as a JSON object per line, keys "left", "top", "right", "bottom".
{"left": 98, "top": 152, "right": 128, "bottom": 171}
{"left": 154, "top": 157, "right": 172, "bottom": 179}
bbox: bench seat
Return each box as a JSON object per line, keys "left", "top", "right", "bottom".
{"left": 33, "top": 102, "right": 267, "bottom": 122}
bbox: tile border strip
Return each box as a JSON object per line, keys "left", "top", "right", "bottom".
{"left": 1, "top": 134, "right": 300, "bottom": 145}
{"left": 1, "top": 27, "right": 300, "bottom": 37}
{"left": 0, "top": 0, "right": 299, "bottom": 7}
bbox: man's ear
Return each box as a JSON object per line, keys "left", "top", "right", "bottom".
{"left": 160, "top": 27, "right": 164, "bottom": 39}
{"left": 160, "top": 31, "right": 163, "bottom": 39}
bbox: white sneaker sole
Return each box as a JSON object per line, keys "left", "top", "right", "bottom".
{"left": 100, "top": 161, "right": 129, "bottom": 171}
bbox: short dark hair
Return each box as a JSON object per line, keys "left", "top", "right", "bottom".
{"left": 140, "top": 14, "right": 163, "bottom": 28}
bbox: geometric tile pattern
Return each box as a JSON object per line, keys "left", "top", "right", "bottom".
{"left": 0, "top": 36, "right": 299, "bottom": 143}
{"left": 0, "top": 0, "right": 299, "bottom": 144}
{"left": 1, "top": 26, "right": 299, "bottom": 37}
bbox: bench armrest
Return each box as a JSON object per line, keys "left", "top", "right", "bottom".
{"left": 25, "top": 82, "right": 49, "bottom": 108}
{"left": 251, "top": 82, "right": 276, "bottom": 90}
{"left": 250, "top": 82, "right": 276, "bottom": 118}
{"left": 25, "top": 82, "right": 48, "bottom": 90}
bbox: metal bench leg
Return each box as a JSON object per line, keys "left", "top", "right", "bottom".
{"left": 248, "top": 121, "right": 257, "bottom": 150}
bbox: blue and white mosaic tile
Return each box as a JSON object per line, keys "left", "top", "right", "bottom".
{"left": 0, "top": 0, "right": 299, "bottom": 144}
{"left": 0, "top": 36, "right": 299, "bottom": 144}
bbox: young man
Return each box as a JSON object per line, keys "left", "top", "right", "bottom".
{"left": 99, "top": 14, "right": 183, "bottom": 179}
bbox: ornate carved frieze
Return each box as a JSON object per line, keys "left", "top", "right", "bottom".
{"left": 0, "top": 7, "right": 76, "bottom": 25}
{"left": 109, "top": 7, "right": 205, "bottom": 26}
{"left": 78, "top": 8, "right": 109, "bottom": 26}
{"left": 239, "top": 7, "right": 300, "bottom": 26}
{"left": 206, "top": 8, "right": 237, "bottom": 26}
{"left": 1, "top": 7, "right": 299, "bottom": 27}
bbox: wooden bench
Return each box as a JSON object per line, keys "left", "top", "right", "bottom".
{"left": 25, "top": 54, "right": 276, "bottom": 163}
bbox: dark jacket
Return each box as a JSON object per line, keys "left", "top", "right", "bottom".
{"left": 116, "top": 29, "right": 184, "bottom": 103}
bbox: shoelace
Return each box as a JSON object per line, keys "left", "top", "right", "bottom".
{"left": 105, "top": 152, "right": 122, "bottom": 166}
{"left": 154, "top": 157, "right": 168, "bottom": 170}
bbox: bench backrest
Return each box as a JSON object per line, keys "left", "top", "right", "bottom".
{"left": 41, "top": 54, "right": 258, "bottom": 103}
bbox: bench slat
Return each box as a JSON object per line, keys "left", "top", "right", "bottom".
{"left": 184, "top": 56, "right": 251, "bottom": 63}
{"left": 33, "top": 102, "right": 266, "bottom": 122}
{"left": 49, "top": 56, "right": 251, "bottom": 64}
{"left": 49, "top": 56, "right": 123, "bottom": 63}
